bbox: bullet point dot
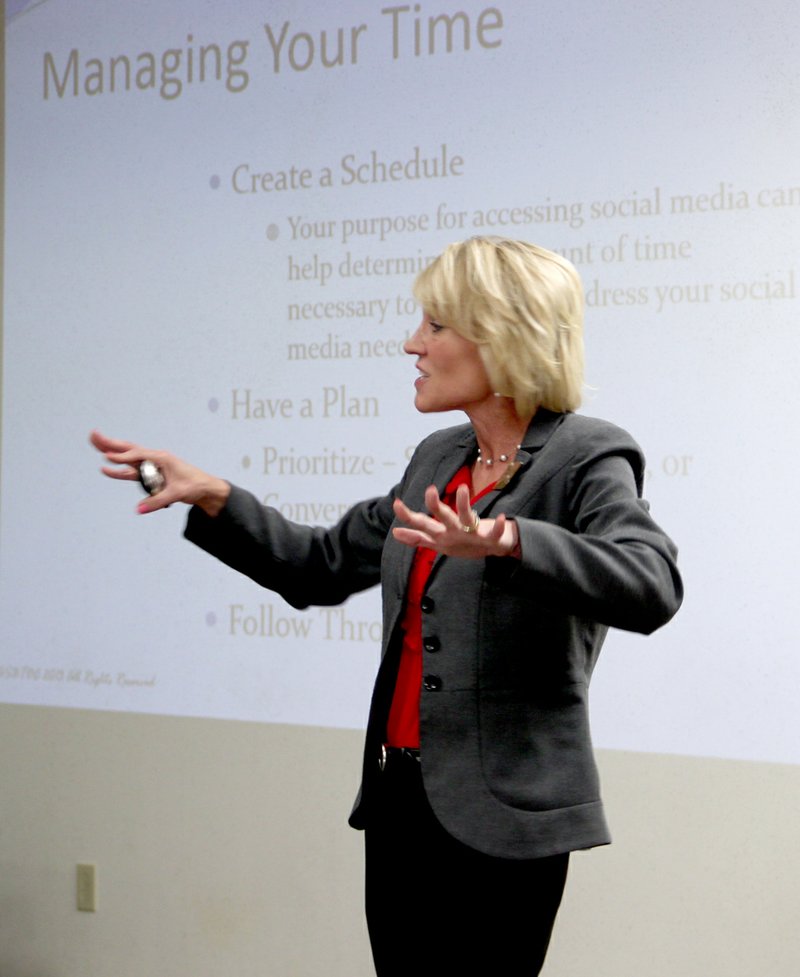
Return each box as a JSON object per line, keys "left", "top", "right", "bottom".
{"left": 242, "top": 456, "right": 251, "bottom": 469}
{"left": 206, "top": 612, "right": 217, "bottom": 627}
{"left": 266, "top": 223, "right": 280, "bottom": 241}
{"left": 209, "top": 175, "right": 221, "bottom": 189}
{"left": 208, "top": 397, "right": 219, "bottom": 413}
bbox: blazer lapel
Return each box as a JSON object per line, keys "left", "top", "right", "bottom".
{"left": 474, "top": 408, "right": 567, "bottom": 515}
{"left": 430, "top": 427, "right": 476, "bottom": 494}
{"left": 385, "top": 426, "right": 475, "bottom": 601}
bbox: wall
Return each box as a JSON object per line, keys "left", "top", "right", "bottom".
{"left": 1, "top": 703, "right": 797, "bottom": 976}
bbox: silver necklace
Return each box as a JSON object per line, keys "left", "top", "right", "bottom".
{"left": 476, "top": 444, "right": 521, "bottom": 467}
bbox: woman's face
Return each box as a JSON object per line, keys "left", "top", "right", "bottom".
{"left": 404, "top": 313, "right": 493, "bottom": 414}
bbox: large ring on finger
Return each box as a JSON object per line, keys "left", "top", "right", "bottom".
{"left": 461, "top": 510, "right": 480, "bottom": 534}
{"left": 138, "top": 460, "right": 165, "bottom": 496}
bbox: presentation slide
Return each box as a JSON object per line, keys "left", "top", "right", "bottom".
{"left": 2, "top": 0, "right": 798, "bottom": 764}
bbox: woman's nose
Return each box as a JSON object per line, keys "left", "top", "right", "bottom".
{"left": 403, "top": 321, "right": 425, "bottom": 355}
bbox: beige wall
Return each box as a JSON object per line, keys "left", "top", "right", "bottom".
{"left": 0, "top": 703, "right": 797, "bottom": 976}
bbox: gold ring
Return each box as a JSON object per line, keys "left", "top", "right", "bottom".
{"left": 461, "top": 511, "right": 480, "bottom": 534}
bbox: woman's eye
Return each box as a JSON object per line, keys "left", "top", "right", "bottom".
{"left": 429, "top": 320, "right": 444, "bottom": 333}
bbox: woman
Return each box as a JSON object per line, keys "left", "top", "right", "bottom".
{"left": 91, "top": 236, "right": 682, "bottom": 976}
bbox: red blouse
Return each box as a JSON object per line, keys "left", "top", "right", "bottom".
{"left": 385, "top": 465, "right": 497, "bottom": 748}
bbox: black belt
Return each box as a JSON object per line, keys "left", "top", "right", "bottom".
{"left": 379, "top": 745, "right": 421, "bottom": 770}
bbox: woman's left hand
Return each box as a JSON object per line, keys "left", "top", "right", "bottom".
{"left": 392, "top": 484, "right": 520, "bottom": 559}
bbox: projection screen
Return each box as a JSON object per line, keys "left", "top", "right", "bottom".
{"left": 2, "top": 0, "right": 798, "bottom": 766}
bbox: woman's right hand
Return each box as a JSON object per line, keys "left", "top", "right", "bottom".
{"left": 89, "top": 430, "right": 230, "bottom": 517}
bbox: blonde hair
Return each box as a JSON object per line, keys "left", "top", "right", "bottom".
{"left": 413, "top": 236, "right": 584, "bottom": 415}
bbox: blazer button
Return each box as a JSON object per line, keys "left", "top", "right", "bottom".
{"left": 423, "top": 636, "right": 441, "bottom": 653}
{"left": 423, "top": 675, "right": 442, "bottom": 691}
{"left": 420, "top": 596, "right": 435, "bottom": 613}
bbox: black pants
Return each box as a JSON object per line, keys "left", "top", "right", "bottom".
{"left": 364, "top": 751, "right": 569, "bottom": 977}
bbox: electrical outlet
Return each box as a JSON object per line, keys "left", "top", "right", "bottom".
{"left": 76, "top": 863, "right": 97, "bottom": 912}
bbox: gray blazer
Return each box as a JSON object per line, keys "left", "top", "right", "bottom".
{"left": 185, "top": 409, "right": 682, "bottom": 859}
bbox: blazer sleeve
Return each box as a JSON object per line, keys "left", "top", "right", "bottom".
{"left": 492, "top": 425, "right": 683, "bottom": 635}
{"left": 183, "top": 483, "right": 398, "bottom": 609}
